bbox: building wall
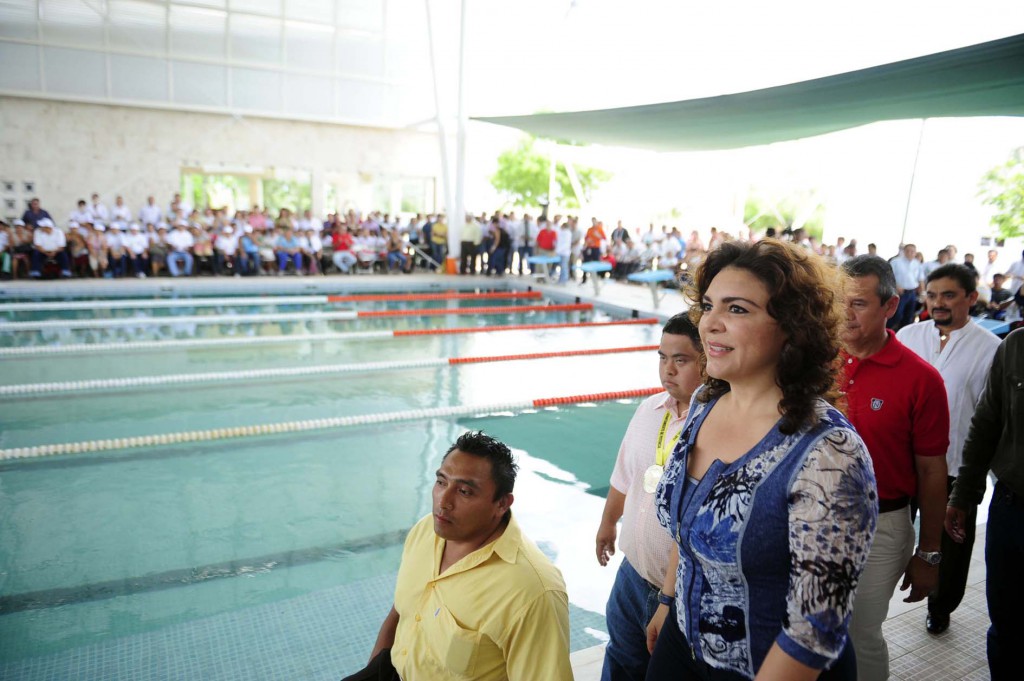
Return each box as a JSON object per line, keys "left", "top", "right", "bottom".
{"left": 1, "top": 95, "right": 440, "bottom": 223}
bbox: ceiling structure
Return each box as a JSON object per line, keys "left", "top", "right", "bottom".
{"left": 474, "top": 33, "right": 1024, "bottom": 151}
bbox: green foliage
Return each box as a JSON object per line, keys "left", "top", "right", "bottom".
{"left": 744, "top": 188, "right": 825, "bottom": 240}
{"left": 490, "top": 137, "right": 610, "bottom": 210}
{"left": 979, "top": 148, "right": 1024, "bottom": 240}
{"left": 262, "top": 178, "right": 312, "bottom": 216}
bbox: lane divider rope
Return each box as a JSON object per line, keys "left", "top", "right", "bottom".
{"left": 0, "top": 290, "right": 542, "bottom": 313}
{"left": 0, "top": 387, "right": 661, "bottom": 460}
{"left": 1, "top": 310, "right": 359, "bottom": 331}
{"left": 326, "top": 291, "right": 542, "bottom": 302}
{"left": 0, "top": 345, "right": 658, "bottom": 396}
{"left": 0, "top": 303, "right": 591, "bottom": 331}
{"left": 0, "top": 318, "right": 659, "bottom": 356}
{"left": 0, "top": 296, "right": 328, "bottom": 312}
{"left": 355, "top": 303, "right": 590, "bottom": 318}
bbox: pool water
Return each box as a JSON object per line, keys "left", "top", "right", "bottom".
{"left": 0, "top": 286, "right": 662, "bottom": 679}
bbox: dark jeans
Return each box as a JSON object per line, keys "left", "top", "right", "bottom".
{"left": 30, "top": 249, "right": 71, "bottom": 277}
{"left": 646, "top": 603, "right": 856, "bottom": 681}
{"left": 488, "top": 247, "right": 507, "bottom": 275}
{"left": 340, "top": 648, "right": 399, "bottom": 681}
{"left": 602, "top": 558, "right": 661, "bottom": 681}
{"left": 986, "top": 481, "right": 1024, "bottom": 680}
{"left": 459, "top": 240, "right": 477, "bottom": 274}
{"left": 517, "top": 245, "right": 533, "bottom": 274}
{"left": 929, "top": 476, "right": 977, "bottom": 618}
{"left": 887, "top": 290, "right": 918, "bottom": 330}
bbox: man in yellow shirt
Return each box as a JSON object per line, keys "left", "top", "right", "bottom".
{"left": 430, "top": 214, "right": 448, "bottom": 270}
{"left": 344, "top": 431, "right": 573, "bottom": 681}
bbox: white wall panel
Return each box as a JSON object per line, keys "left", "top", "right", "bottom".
{"left": 230, "top": 13, "right": 281, "bottom": 65}
{"left": 173, "top": 60, "right": 227, "bottom": 106}
{"left": 284, "top": 20, "right": 332, "bottom": 71}
{"left": 0, "top": 42, "right": 40, "bottom": 91}
{"left": 230, "top": 0, "right": 280, "bottom": 17}
{"left": 170, "top": 5, "right": 227, "bottom": 60}
{"left": 284, "top": 0, "right": 332, "bottom": 24}
{"left": 108, "top": 0, "right": 168, "bottom": 55}
{"left": 283, "top": 72, "right": 331, "bottom": 116}
{"left": 111, "top": 53, "right": 168, "bottom": 101}
{"left": 44, "top": 46, "right": 106, "bottom": 96}
{"left": 40, "top": 0, "right": 105, "bottom": 49}
{"left": 0, "top": 0, "right": 38, "bottom": 40}
{"left": 231, "top": 66, "right": 281, "bottom": 111}
{"left": 337, "top": 0, "right": 383, "bottom": 31}
{"left": 336, "top": 34, "right": 384, "bottom": 78}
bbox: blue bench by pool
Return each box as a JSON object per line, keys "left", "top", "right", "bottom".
{"left": 576, "top": 261, "right": 613, "bottom": 295}
{"left": 526, "top": 255, "right": 561, "bottom": 282}
{"left": 628, "top": 269, "right": 677, "bottom": 308}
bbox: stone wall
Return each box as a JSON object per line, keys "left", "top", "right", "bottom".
{"left": 1, "top": 95, "right": 440, "bottom": 223}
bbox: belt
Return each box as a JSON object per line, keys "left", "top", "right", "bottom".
{"left": 878, "top": 496, "right": 910, "bottom": 513}
{"left": 995, "top": 481, "right": 1024, "bottom": 510}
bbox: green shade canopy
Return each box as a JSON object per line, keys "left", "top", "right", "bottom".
{"left": 474, "top": 33, "right": 1024, "bottom": 151}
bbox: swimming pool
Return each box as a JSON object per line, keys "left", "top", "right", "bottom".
{"left": 0, "top": 279, "right": 665, "bottom": 679}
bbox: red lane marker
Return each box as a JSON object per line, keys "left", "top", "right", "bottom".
{"left": 448, "top": 346, "right": 657, "bottom": 365}
{"left": 532, "top": 387, "right": 662, "bottom": 407}
{"left": 358, "top": 303, "right": 591, "bottom": 318}
{"left": 393, "top": 318, "right": 659, "bottom": 337}
{"left": 327, "top": 291, "right": 543, "bottom": 303}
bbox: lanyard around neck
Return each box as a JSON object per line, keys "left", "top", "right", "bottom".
{"left": 655, "top": 408, "right": 682, "bottom": 467}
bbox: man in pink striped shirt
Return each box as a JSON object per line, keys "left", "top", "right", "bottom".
{"left": 595, "top": 313, "right": 703, "bottom": 681}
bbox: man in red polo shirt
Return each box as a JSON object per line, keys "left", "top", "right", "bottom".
{"left": 840, "top": 255, "right": 949, "bottom": 681}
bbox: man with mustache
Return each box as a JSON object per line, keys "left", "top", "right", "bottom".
{"left": 345, "top": 431, "right": 572, "bottom": 681}
{"left": 897, "top": 264, "right": 1001, "bottom": 636}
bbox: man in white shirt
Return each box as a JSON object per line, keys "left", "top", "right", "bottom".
{"left": 1006, "top": 248, "right": 1024, "bottom": 296}
{"left": 214, "top": 225, "right": 239, "bottom": 275}
{"left": 897, "top": 264, "right": 1001, "bottom": 637}
{"left": 87, "top": 193, "right": 109, "bottom": 224}
{"left": 595, "top": 314, "right": 703, "bottom": 681}
{"left": 166, "top": 220, "right": 195, "bottom": 277}
{"left": 106, "top": 222, "right": 128, "bottom": 277}
{"left": 30, "top": 218, "right": 71, "bottom": 278}
{"left": 517, "top": 214, "right": 539, "bottom": 276}
{"left": 123, "top": 223, "right": 149, "bottom": 278}
{"left": 889, "top": 243, "right": 925, "bottom": 331}
{"left": 111, "top": 196, "right": 131, "bottom": 223}
{"left": 923, "top": 248, "right": 951, "bottom": 279}
{"left": 138, "top": 196, "right": 162, "bottom": 227}
{"left": 69, "top": 199, "right": 91, "bottom": 225}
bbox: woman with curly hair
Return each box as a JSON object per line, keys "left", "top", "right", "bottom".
{"left": 645, "top": 239, "right": 878, "bottom": 681}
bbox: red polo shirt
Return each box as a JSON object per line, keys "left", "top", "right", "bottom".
{"left": 841, "top": 330, "right": 949, "bottom": 501}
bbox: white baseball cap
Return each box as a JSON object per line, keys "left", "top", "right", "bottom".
{"left": 37, "top": 217, "right": 55, "bottom": 228}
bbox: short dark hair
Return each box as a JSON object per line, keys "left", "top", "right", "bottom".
{"left": 927, "top": 263, "right": 976, "bottom": 294}
{"left": 842, "top": 255, "right": 898, "bottom": 303}
{"left": 663, "top": 312, "right": 700, "bottom": 348}
{"left": 445, "top": 431, "right": 518, "bottom": 499}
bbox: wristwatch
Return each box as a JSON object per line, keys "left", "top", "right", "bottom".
{"left": 915, "top": 548, "right": 942, "bottom": 566}
{"left": 657, "top": 592, "right": 673, "bottom": 606}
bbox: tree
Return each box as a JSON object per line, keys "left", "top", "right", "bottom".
{"left": 979, "top": 148, "right": 1024, "bottom": 240}
{"left": 490, "top": 136, "right": 610, "bottom": 210}
{"left": 743, "top": 187, "right": 825, "bottom": 240}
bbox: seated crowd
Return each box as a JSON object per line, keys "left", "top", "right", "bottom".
{"left": 3, "top": 193, "right": 1023, "bottom": 328}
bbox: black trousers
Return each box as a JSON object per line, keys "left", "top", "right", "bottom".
{"left": 646, "top": 604, "right": 856, "bottom": 680}
{"left": 340, "top": 648, "right": 400, "bottom": 681}
{"left": 929, "top": 476, "right": 977, "bottom": 617}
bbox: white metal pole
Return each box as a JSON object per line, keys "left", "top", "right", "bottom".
{"left": 424, "top": 0, "right": 453, "bottom": 224}
{"left": 900, "top": 119, "right": 927, "bottom": 247}
{"left": 451, "top": 0, "right": 469, "bottom": 269}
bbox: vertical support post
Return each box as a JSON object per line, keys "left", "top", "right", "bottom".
{"left": 450, "top": 0, "right": 468, "bottom": 269}
{"left": 900, "top": 119, "right": 927, "bottom": 247}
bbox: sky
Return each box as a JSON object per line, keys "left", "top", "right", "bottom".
{"left": 420, "top": 0, "right": 1024, "bottom": 259}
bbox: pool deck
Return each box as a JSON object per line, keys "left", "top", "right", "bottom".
{"left": 1, "top": 271, "right": 993, "bottom": 680}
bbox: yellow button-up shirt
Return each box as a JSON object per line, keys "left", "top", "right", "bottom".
{"left": 390, "top": 513, "right": 572, "bottom": 680}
